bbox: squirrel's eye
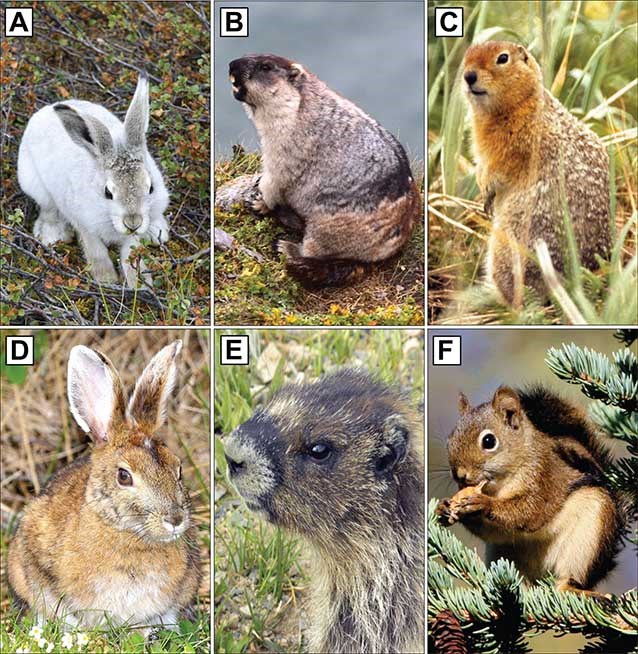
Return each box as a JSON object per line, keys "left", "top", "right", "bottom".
{"left": 479, "top": 429, "right": 498, "bottom": 451}
{"left": 496, "top": 53, "right": 509, "bottom": 64}
{"left": 117, "top": 468, "right": 133, "bottom": 486}
{"left": 104, "top": 186, "right": 113, "bottom": 200}
{"left": 149, "top": 183, "right": 154, "bottom": 195}
{"left": 308, "top": 443, "right": 331, "bottom": 461}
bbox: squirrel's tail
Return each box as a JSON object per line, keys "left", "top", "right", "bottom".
{"left": 278, "top": 241, "right": 370, "bottom": 287}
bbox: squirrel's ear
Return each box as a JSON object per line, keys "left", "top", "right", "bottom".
{"left": 492, "top": 386, "right": 522, "bottom": 429}
{"left": 128, "top": 340, "right": 182, "bottom": 431}
{"left": 458, "top": 392, "right": 470, "bottom": 415}
{"left": 377, "top": 413, "right": 409, "bottom": 475}
{"left": 67, "top": 346, "right": 126, "bottom": 445}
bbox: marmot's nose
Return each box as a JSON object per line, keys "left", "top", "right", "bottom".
{"left": 464, "top": 70, "right": 478, "bottom": 86}
{"left": 225, "top": 453, "right": 245, "bottom": 476}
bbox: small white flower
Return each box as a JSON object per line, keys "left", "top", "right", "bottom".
{"left": 76, "top": 632, "right": 90, "bottom": 647}
{"left": 46, "top": 644, "right": 55, "bottom": 653}
{"left": 29, "top": 626, "right": 43, "bottom": 639}
{"left": 37, "top": 638, "right": 48, "bottom": 649}
{"left": 61, "top": 633, "right": 74, "bottom": 649}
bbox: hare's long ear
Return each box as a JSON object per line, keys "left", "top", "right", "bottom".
{"left": 54, "top": 105, "right": 113, "bottom": 160}
{"left": 67, "top": 346, "right": 126, "bottom": 445}
{"left": 124, "top": 72, "right": 149, "bottom": 149}
{"left": 128, "top": 341, "right": 182, "bottom": 431}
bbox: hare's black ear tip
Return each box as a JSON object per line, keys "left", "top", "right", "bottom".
{"left": 139, "top": 69, "right": 149, "bottom": 81}
{"left": 54, "top": 104, "right": 71, "bottom": 113}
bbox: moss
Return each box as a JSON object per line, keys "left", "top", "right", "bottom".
{"left": 214, "top": 152, "right": 425, "bottom": 326}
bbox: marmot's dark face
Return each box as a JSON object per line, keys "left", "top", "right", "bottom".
{"left": 224, "top": 370, "right": 420, "bottom": 544}
{"left": 228, "top": 54, "right": 305, "bottom": 106}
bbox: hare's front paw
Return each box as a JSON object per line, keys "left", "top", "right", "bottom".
{"left": 34, "top": 213, "right": 73, "bottom": 245}
{"left": 91, "top": 258, "right": 118, "bottom": 284}
{"left": 148, "top": 216, "right": 170, "bottom": 245}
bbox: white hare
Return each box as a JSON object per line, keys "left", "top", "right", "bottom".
{"left": 17, "top": 72, "right": 170, "bottom": 287}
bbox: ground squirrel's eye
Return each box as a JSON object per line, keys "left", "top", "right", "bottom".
{"left": 496, "top": 53, "right": 509, "bottom": 64}
{"left": 104, "top": 186, "right": 113, "bottom": 200}
{"left": 117, "top": 468, "right": 133, "bottom": 486}
{"left": 149, "top": 183, "right": 154, "bottom": 194}
{"left": 308, "top": 443, "right": 331, "bottom": 461}
{"left": 478, "top": 429, "right": 498, "bottom": 451}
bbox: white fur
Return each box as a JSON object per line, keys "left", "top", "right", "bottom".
{"left": 17, "top": 74, "right": 170, "bottom": 287}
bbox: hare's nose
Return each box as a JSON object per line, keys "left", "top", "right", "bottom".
{"left": 123, "top": 215, "right": 142, "bottom": 232}
{"left": 163, "top": 512, "right": 185, "bottom": 533}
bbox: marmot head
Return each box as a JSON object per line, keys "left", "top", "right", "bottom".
{"left": 462, "top": 41, "right": 543, "bottom": 114}
{"left": 228, "top": 54, "right": 307, "bottom": 108}
{"left": 224, "top": 369, "right": 423, "bottom": 548}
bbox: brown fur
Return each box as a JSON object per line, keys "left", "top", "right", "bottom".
{"left": 8, "top": 342, "right": 200, "bottom": 630}
{"left": 438, "top": 385, "right": 625, "bottom": 594}
{"left": 462, "top": 41, "right": 612, "bottom": 305}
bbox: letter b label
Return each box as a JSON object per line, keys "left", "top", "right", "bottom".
{"left": 220, "top": 7, "right": 248, "bottom": 37}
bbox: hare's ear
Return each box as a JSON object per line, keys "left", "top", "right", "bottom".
{"left": 54, "top": 105, "right": 113, "bottom": 159}
{"left": 124, "top": 72, "right": 149, "bottom": 149}
{"left": 128, "top": 341, "right": 182, "bottom": 431}
{"left": 67, "top": 346, "right": 126, "bottom": 444}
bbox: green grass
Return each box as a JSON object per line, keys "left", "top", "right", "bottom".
{"left": 213, "top": 329, "right": 424, "bottom": 652}
{"left": 214, "top": 153, "right": 425, "bottom": 326}
{"left": 427, "top": 0, "right": 637, "bottom": 324}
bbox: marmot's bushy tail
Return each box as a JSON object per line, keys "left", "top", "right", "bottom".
{"left": 278, "top": 241, "right": 370, "bottom": 287}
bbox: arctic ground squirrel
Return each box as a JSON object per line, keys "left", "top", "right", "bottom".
{"left": 462, "top": 41, "right": 612, "bottom": 306}
{"left": 227, "top": 54, "right": 421, "bottom": 287}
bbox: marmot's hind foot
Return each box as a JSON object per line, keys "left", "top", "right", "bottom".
{"left": 277, "top": 240, "right": 367, "bottom": 288}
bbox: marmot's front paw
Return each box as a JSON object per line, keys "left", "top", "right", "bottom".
{"left": 251, "top": 196, "right": 271, "bottom": 216}
{"left": 276, "top": 240, "right": 301, "bottom": 261}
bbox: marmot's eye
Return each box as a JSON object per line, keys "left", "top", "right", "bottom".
{"left": 478, "top": 429, "right": 498, "bottom": 451}
{"left": 308, "top": 443, "right": 331, "bottom": 461}
{"left": 259, "top": 62, "right": 273, "bottom": 72}
{"left": 117, "top": 468, "right": 133, "bottom": 486}
{"left": 149, "top": 183, "right": 154, "bottom": 194}
{"left": 496, "top": 53, "right": 509, "bottom": 64}
{"left": 176, "top": 464, "right": 182, "bottom": 481}
{"left": 104, "top": 186, "right": 113, "bottom": 200}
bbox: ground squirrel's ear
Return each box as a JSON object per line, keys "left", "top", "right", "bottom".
{"left": 128, "top": 340, "right": 182, "bottom": 431}
{"left": 67, "top": 346, "right": 126, "bottom": 444}
{"left": 458, "top": 392, "right": 470, "bottom": 415}
{"left": 492, "top": 386, "right": 522, "bottom": 429}
{"left": 516, "top": 44, "right": 529, "bottom": 64}
{"left": 377, "top": 414, "right": 409, "bottom": 474}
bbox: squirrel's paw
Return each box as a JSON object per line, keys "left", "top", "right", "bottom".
{"left": 435, "top": 498, "right": 458, "bottom": 526}
{"left": 452, "top": 490, "right": 491, "bottom": 516}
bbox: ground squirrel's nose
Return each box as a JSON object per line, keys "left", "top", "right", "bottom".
{"left": 464, "top": 71, "right": 478, "bottom": 86}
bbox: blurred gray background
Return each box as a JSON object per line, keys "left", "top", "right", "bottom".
{"left": 428, "top": 328, "right": 637, "bottom": 652}
{"left": 214, "top": 1, "right": 424, "bottom": 163}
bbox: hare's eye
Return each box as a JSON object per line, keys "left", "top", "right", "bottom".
{"left": 117, "top": 468, "right": 133, "bottom": 486}
{"left": 104, "top": 186, "right": 113, "bottom": 200}
{"left": 497, "top": 53, "right": 509, "bottom": 64}
{"left": 149, "top": 183, "right": 154, "bottom": 195}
